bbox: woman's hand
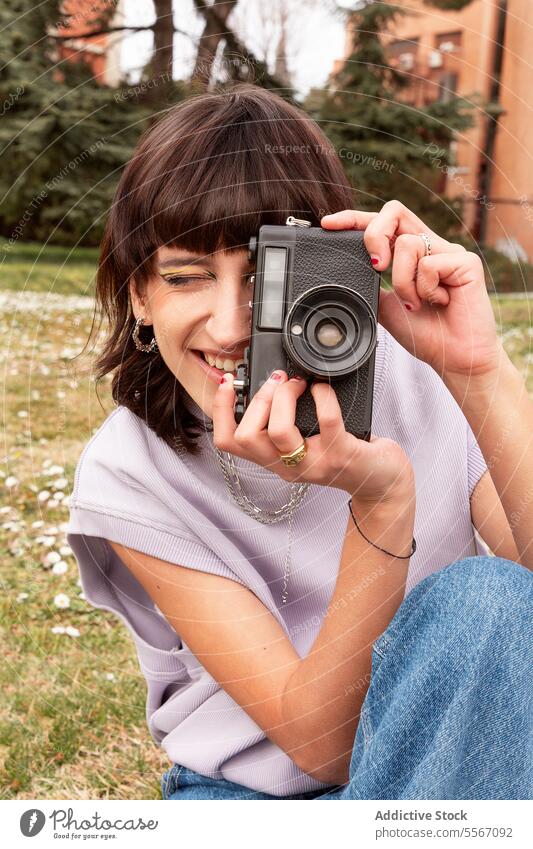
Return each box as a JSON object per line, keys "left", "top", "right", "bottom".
{"left": 212, "top": 369, "right": 414, "bottom": 503}
{"left": 321, "top": 201, "right": 503, "bottom": 380}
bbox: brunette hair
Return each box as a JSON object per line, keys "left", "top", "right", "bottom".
{"left": 91, "top": 84, "right": 355, "bottom": 454}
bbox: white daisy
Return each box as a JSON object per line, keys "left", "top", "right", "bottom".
{"left": 4, "top": 476, "right": 19, "bottom": 489}
{"left": 53, "top": 593, "right": 70, "bottom": 609}
{"left": 44, "top": 551, "right": 61, "bottom": 566}
{"left": 52, "top": 561, "right": 68, "bottom": 575}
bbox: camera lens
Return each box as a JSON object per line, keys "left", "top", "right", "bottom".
{"left": 315, "top": 318, "right": 346, "bottom": 348}
{"left": 283, "top": 285, "right": 377, "bottom": 379}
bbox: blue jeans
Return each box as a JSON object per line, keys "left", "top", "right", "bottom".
{"left": 161, "top": 556, "right": 533, "bottom": 800}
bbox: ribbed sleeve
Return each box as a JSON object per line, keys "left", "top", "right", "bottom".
{"left": 466, "top": 423, "right": 489, "bottom": 497}
{"left": 68, "top": 503, "right": 246, "bottom": 585}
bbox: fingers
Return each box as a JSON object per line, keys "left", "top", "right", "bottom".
{"left": 237, "top": 372, "right": 307, "bottom": 456}
{"left": 414, "top": 252, "right": 485, "bottom": 305}
{"left": 212, "top": 369, "right": 308, "bottom": 465}
{"left": 321, "top": 209, "right": 377, "bottom": 231}
{"left": 212, "top": 372, "right": 239, "bottom": 449}
{"left": 308, "top": 382, "right": 349, "bottom": 461}
{"left": 391, "top": 234, "right": 425, "bottom": 310}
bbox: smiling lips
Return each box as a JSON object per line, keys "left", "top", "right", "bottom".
{"left": 197, "top": 351, "right": 246, "bottom": 372}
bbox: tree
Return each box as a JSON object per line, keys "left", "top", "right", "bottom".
{"left": 0, "top": 0, "right": 177, "bottom": 246}
{"left": 311, "top": 0, "right": 476, "bottom": 236}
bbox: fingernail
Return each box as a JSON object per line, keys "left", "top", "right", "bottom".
{"left": 404, "top": 303, "right": 412, "bottom": 311}
{"left": 219, "top": 373, "right": 232, "bottom": 384}
{"left": 269, "top": 371, "right": 283, "bottom": 382}
{"left": 370, "top": 256, "right": 380, "bottom": 267}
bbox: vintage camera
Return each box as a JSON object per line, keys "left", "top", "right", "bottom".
{"left": 234, "top": 216, "right": 380, "bottom": 441}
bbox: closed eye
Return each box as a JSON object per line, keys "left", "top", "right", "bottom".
{"left": 161, "top": 273, "right": 215, "bottom": 287}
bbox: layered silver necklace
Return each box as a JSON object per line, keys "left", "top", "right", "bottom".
{"left": 215, "top": 448, "right": 310, "bottom": 604}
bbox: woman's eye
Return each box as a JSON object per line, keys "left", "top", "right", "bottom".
{"left": 163, "top": 275, "right": 213, "bottom": 287}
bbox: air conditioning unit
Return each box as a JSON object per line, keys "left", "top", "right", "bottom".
{"left": 429, "top": 50, "right": 443, "bottom": 68}
{"left": 399, "top": 52, "right": 415, "bottom": 70}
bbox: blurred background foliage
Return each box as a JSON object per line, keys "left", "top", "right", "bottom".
{"left": 0, "top": 0, "right": 531, "bottom": 290}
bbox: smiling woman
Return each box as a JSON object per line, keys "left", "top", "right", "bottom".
{"left": 89, "top": 86, "right": 354, "bottom": 453}
{"left": 67, "top": 83, "right": 533, "bottom": 803}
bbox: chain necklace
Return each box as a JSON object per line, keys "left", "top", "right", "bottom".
{"left": 215, "top": 448, "right": 310, "bottom": 604}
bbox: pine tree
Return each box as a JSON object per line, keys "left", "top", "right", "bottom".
{"left": 0, "top": 0, "right": 185, "bottom": 247}
{"left": 310, "top": 0, "right": 476, "bottom": 236}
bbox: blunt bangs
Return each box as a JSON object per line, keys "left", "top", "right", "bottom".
{"left": 108, "top": 86, "right": 355, "bottom": 287}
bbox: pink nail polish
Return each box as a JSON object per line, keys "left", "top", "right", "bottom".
{"left": 219, "top": 374, "right": 231, "bottom": 384}
{"left": 404, "top": 303, "right": 412, "bottom": 311}
{"left": 371, "top": 256, "right": 380, "bottom": 267}
{"left": 269, "top": 372, "right": 282, "bottom": 382}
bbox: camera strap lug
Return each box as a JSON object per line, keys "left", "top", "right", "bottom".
{"left": 286, "top": 216, "right": 311, "bottom": 227}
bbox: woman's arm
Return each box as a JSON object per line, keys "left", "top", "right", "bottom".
{"left": 322, "top": 201, "right": 533, "bottom": 570}
{"left": 107, "top": 478, "right": 414, "bottom": 788}
{"left": 445, "top": 349, "right": 533, "bottom": 570}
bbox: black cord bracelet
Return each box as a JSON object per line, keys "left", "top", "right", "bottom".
{"left": 347, "top": 498, "right": 416, "bottom": 560}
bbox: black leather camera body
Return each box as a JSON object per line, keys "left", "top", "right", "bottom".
{"left": 234, "top": 217, "right": 380, "bottom": 441}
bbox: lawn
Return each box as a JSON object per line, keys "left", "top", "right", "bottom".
{"left": 0, "top": 245, "right": 531, "bottom": 800}
{"left": 1, "top": 241, "right": 98, "bottom": 297}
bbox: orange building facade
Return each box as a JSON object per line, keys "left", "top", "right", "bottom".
{"left": 51, "top": 0, "right": 125, "bottom": 87}
{"left": 335, "top": 0, "right": 533, "bottom": 262}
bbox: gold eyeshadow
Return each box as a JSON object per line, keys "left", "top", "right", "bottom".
{"left": 160, "top": 265, "right": 214, "bottom": 276}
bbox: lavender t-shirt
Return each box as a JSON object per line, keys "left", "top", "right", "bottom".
{"left": 67, "top": 324, "right": 488, "bottom": 796}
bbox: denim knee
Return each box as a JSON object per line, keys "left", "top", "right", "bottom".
{"left": 377, "top": 554, "right": 531, "bottom": 660}
{"left": 426, "top": 555, "right": 531, "bottom": 636}
{"left": 440, "top": 555, "right": 530, "bottom": 597}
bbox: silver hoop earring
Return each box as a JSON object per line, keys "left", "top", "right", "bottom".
{"left": 132, "top": 316, "right": 158, "bottom": 353}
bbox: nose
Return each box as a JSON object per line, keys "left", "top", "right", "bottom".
{"left": 204, "top": 289, "right": 252, "bottom": 355}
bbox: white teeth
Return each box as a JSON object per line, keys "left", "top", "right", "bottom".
{"left": 202, "top": 352, "right": 245, "bottom": 372}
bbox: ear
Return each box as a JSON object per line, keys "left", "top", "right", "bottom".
{"left": 129, "top": 277, "right": 153, "bottom": 325}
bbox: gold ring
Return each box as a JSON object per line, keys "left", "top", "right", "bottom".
{"left": 418, "top": 232, "right": 432, "bottom": 257}
{"left": 279, "top": 440, "right": 308, "bottom": 467}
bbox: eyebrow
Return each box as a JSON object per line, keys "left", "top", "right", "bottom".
{"left": 157, "top": 252, "right": 255, "bottom": 272}
{"left": 158, "top": 255, "right": 213, "bottom": 270}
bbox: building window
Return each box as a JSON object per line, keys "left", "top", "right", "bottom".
{"left": 434, "top": 31, "right": 462, "bottom": 53}
{"left": 387, "top": 38, "right": 419, "bottom": 70}
{"left": 437, "top": 72, "right": 458, "bottom": 103}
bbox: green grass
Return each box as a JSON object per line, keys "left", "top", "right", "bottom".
{"left": 0, "top": 241, "right": 98, "bottom": 297}
{"left": 0, "top": 290, "right": 167, "bottom": 799}
{"left": 0, "top": 247, "right": 531, "bottom": 800}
